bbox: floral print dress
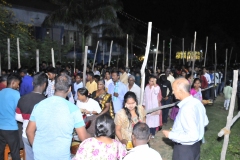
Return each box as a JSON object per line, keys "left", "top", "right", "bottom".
{"left": 72, "top": 138, "right": 127, "bottom": 160}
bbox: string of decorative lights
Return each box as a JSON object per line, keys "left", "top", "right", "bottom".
{"left": 118, "top": 11, "right": 182, "bottom": 40}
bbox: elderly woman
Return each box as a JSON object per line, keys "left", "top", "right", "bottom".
{"left": 126, "top": 75, "right": 141, "bottom": 103}
{"left": 72, "top": 114, "right": 127, "bottom": 160}
{"left": 115, "top": 91, "right": 146, "bottom": 145}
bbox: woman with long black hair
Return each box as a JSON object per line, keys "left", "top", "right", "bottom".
{"left": 114, "top": 91, "right": 146, "bottom": 145}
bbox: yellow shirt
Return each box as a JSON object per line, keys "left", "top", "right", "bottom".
{"left": 120, "top": 72, "right": 128, "bottom": 85}
{"left": 86, "top": 81, "right": 97, "bottom": 94}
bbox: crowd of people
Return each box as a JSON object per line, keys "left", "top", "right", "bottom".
{"left": 0, "top": 61, "right": 239, "bottom": 160}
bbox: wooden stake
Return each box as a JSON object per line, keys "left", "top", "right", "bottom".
{"left": 102, "top": 46, "right": 105, "bottom": 65}
{"left": 169, "top": 38, "right": 172, "bottom": 68}
{"left": 51, "top": 48, "right": 55, "bottom": 68}
{"left": 7, "top": 38, "right": 10, "bottom": 70}
{"left": 73, "top": 41, "right": 76, "bottom": 73}
{"left": 108, "top": 40, "right": 113, "bottom": 67}
{"left": 191, "top": 32, "right": 197, "bottom": 78}
{"left": 154, "top": 33, "right": 159, "bottom": 74}
{"left": 220, "top": 70, "right": 238, "bottom": 160}
{"left": 214, "top": 43, "right": 217, "bottom": 86}
{"left": 92, "top": 41, "right": 99, "bottom": 71}
{"left": 182, "top": 38, "right": 185, "bottom": 65}
{"left": 140, "top": 22, "right": 152, "bottom": 105}
{"left": 131, "top": 42, "right": 133, "bottom": 67}
{"left": 228, "top": 47, "right": 233, "bottom": 65}
{"left": 162, "top": 40, "right": 165, "bottom": 72}
{"left": 17, "top": 38, "right": 21, "bottom": 69}
{"left": 36, "top": 49, "right": 39, "bottom": 73}
{"left": 126, "top": 34, "right": 129, "bottom": 68}
{"left": 224, "top": 49, "right": 228, "bottom": 86}
{"left": 203, "top": 36, "right": 208, "bottom": 67}
{"left": 83, "top": 46, "right": 88, "bottom": 86}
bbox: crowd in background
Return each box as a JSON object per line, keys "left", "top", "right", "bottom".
{"left": 0, "top": 61, "right": 240, "bottom": 160}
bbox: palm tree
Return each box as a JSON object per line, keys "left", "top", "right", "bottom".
{"left": 44, "top": 0, "right": 123, "bottom": 64}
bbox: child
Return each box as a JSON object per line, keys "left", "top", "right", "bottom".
{"left": 223, "top": 80, "right": 232, "bottom": 110}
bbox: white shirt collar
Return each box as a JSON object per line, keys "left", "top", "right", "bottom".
{"left": 177, "top": 95, "right": 193, "bottom": 109}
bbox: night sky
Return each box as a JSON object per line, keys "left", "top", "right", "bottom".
{"left": 122, "top": 0, "right": 240, "bottom": 40}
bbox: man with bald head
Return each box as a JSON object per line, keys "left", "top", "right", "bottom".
{"left": 162, "top": 78, "right": 209, "bottom": 160}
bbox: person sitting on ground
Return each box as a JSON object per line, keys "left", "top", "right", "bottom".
{"left": 123, "top": 122, "right": 162, "bottom": 160}
{"left": 72, "top": 114, "right": 127, "bottom": 160}
{"left": 76, "top": 87, "right": 102, "bottom": 136}
{"left": 223, "top": 80, "right": 232, "bottom": 111}
{"left": 115, "top": 91, "right": 146, "bottom": 145}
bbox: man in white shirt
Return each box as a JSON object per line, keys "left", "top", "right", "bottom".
{"left": 163, "top": 78, "right": 209, "bottom": 160}
{"left": 73, "top": 73, "right": 83, "bottom": 101}
{"left": 127, "top": 75, "right": 141, "bottom": 103}
{"left": 203, "top": 67, "right": 211, "bottom": 99}
{"left": 124, "top": 122, "right": 162, "bottom": 160}
{"left": 104, "top": 71, "right": 113, "bottom": 91}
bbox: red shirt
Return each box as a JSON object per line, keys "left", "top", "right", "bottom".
{"left": 0, "top": 83, "right": 6, "bottom": 91}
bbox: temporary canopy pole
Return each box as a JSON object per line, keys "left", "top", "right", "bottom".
{"left": 214, "top": 43, "right": 217, "bottom": 87}
{"left": 83, "top": 46, "right": 88, "bottom": 86}
{"left": 7, "top": 38, "right": 10, "bottom": 70}
{"left": 102, "top": 46, "right": 105, "bottom": 65}
{"left": 51, "top": 48, "right": 55, "bottom": 68}
{"left": 73, "top": 41, "right": 76, "bottom": 73}
{"left": 191, "top": 32, "right": 197, "bottom": 78}
{"left": 228, "top": 47, "right": 233, "bottom": 66}
{"left": 224, "top": 49, "right": 228, "bottom": 86}
{"left": 36, "top": 49, "right": 39, "bottom": 72}
{"left": 162, "top": 40, "right": 165, "bottom": 72}
{"left": 203, "top": 36, "right": 208, "bottom": 67}
{"left": 140, "top": 22, "right": 152, "bottom": 105}
{"left": 108, "top": 40, "right": 113, "bottom": 67}
{"left": 17, "top": 38, "right": 21, "bottom": 69}
{"left": 92, "top": 41, "right": 99, "bottom": 71}
{"left": 169, "top": 38, "right": 172, "bottom": 69}
{"left": 126, "top": 34, "right": 129, "bottom": 68}
{"left": 182, "top": 38, "right": 185, "bottom": 65}
{"left": 154, "top": 33, "right": 159, "bottom": 74}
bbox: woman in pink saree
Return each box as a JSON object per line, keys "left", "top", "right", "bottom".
{"left": 143, "top": 75, "right": 162, "bottom": 138}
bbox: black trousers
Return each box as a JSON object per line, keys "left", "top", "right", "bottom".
{"left": 172, "top": 141, "right": 200, "bottom": 160}
{"left": 0, "top": 130, "right": 20, "bottom": 160}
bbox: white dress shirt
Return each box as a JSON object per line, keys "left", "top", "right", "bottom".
{"left": 76, "top": 98, "right": 101, "bottom": 116}
{"left": 204, "top": 73, "right": 211, "bottom": 84}
{"left": 169, "top": 95, "right": 209, "bottom": 145}
{"left": 124, "top": 144, "right": 162, "bottom": 160}
{"left": 127, "top": 83, "right": 141, "bottom": 103}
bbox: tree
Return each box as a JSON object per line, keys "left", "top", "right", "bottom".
{"left": 44, "top": 0, "right": 123, "bottom": 64}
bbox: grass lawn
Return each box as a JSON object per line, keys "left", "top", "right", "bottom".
{"left": 201, "top": 95, "right": 240, "bottom": 160}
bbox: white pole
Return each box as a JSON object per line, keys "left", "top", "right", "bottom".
{"left": 228, "top": 47, "right": 233, "bottom": 65}
{"left": 154, "top": 33, "right": 159, "bottom": 74}
{"left": 182, "top": 38, "right": 185, "bottom": 65}
{"left": 169, "top": 38, "right": 172, "bottom": 69}
{"left": 140, "top": 22, "right": 152, "bottom": 105}
{"left": 191, "top": 32, "right": 197, "bottom": 78}
{"left": 7, "top": 38, "right": 10, "bottom": 70}
{"left": 220, "top": 70, "right": 238, "bottom": 160}
{"left": 51, "top": 48, "right": 55, "bottom": 68}
{"left": 73, "top": 41, "right": 76, "bottom": 73}
{"left": 126, "top": 34, "right": 129, "bottom": 68}
{"left": 203, "top": 36, "right": 208, "bottom": 67}
{"left": 224, "top": 49, "right": 228, "bottom": 86}
{"left": 92, "top": 41, "right": 99, "bottom": 71}
{"left": 214, "top": 43, "right": 217, "bottom": 87}
{"left": 36, "top": 49, "right": 39, "bottom": 72}
{"left": 17, "top": 38, "right": 21, "bottom": 69}
{"left": 108, "top": 40, "right": 113, "bottom": 67}
{"left": 162, "top": 40, "right": 165, "bottom": 72}
{"left": 131, "top": 42, "right": 133, "bottom": 67}
{"left": 83, "top": 46, "right": 88, "bottom": 86}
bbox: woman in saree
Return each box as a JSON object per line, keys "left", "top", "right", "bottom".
{"left": 91, "top": 79, "right": 114, "bottom": 119}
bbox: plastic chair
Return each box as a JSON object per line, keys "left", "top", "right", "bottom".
{"left": 4, "top": 144, "right": 25, "bottom": 160}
